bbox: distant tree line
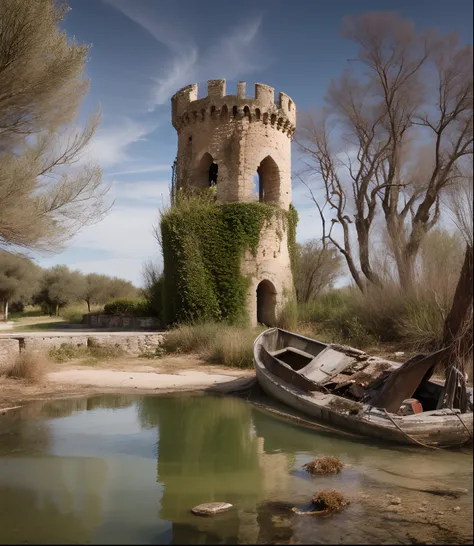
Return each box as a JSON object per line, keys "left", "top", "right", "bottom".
{"left": 0, "top": 252, "right": 139, "bottom": 321}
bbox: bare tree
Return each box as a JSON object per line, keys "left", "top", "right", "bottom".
{"left": 344, "top": 13, "right": 473, "bottom": 290}
{"left": 294, "top": 239, "right": 342, "bottom": 303}
{"left": 298, "top": 110, "right": 388, "bottom": 292}
{"left": 298, "top": 12, "right": 473, "bottom": 291}
{"left": 0, "top": 0, "right": 112, "bottom": 253}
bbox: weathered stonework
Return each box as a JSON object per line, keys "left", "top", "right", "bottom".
{"left": 22, "top": 336, "right": 88, "bottom": 353}
{"left": 0, "top": 339, "right": 20, "bottom": 372}
{"left": 82, "top": 314, "right": 161, "bottom": 330}
{"left": 171, "top": 79, "right": 296, "bottom": 326}
{"left": 0, "top": 333, "right": 166, "bottom": 361}
{"left": 172, "top": 79, "right": 295, "bottom": 209}
{"left": 88, "top": 334, "right": 165, "bottom": 355}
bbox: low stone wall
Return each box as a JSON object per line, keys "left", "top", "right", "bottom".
{"left": 0, "top": 339, "right": 20, "bottom": 372}
{"left": 88, "top": 334, "right": 165, "bottom": 355}
{"left": 82, "top": 314, "right": 161, "bottom": 330}
{"left": 0, "top": 333, "right": 166, "bottom": 367}
{"left": 23, "top": 336, "right": 89, "bottom": 353}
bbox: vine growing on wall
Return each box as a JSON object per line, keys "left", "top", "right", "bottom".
{"left": 160, "top": 191, "right": 298, "bottom": 325}
{"left": 287, "top": 203, "right": 299, "bottom": 278}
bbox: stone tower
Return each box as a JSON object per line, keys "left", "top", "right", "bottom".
{"left": 171, "top": 79, "right": 296, "bottom": 326}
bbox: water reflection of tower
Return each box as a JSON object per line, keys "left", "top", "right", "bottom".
{"left": 142, "top": 395, "right": 265, "bottom": 543}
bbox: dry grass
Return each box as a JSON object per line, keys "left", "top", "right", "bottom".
{"left": 311, "top": 489, "right": 347, "bottom": 512}
{"left": 2, "top": 351, "right": 48, "bottom": 383}
{"left": 49, "top": 343, "right": 125, "bottom": 363}
{"left": 303, "top": 456, "right": 344, "bottom": 475}
{"left": 162, "top": 322, "right": 265, "bottom": 368}
{"left": 162, "top": 323, "right": 216, "bottom": 354}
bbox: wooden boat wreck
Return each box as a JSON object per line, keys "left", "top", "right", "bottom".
{"left": 253, "top": 328, "right": 473, "bottom": 448}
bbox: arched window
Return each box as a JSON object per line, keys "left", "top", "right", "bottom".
{"left": 243, "top": 106, "right": 251, "bottom": 121}
{"left": 256, "top": 280, "right": 277, "bottom": 326}
{"left": 197, "top": 153, "right": 218, "bottom": 189}
{"left": 255, "top": 108, "right": 261, "bottom": 121}
{"left": 255, "top": 156, "right": 280, "bottom": 204}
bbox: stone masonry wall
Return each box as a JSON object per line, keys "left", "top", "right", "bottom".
{"left": 240, "top": 220, "right": 294, "bottom": 326}
{"left": 171, "top": 78, "right": 296, "bottom": 324}
{"left": 0, "top": 333, "right": 166, "bottom": 368}
{"left": 82, "top": 314, "right": 161, "bottom": 330}
{"left": 88, "top": 334, "right": 165, "bottom": 355}
{"left": 172, "top": 79, "right": 294, "bottom": 209}
{"left": 0, "top": 339, "right": 20, "bottom": 372}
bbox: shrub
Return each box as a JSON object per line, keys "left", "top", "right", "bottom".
{"left": 276, "top": 295, "right": 298, "bottom": 331}
{"left": 103, "top": 298, "right": 151, "bottom": 317}
{"left": 208, "top": 326, "right": 261, "bottom": 368}
{"left": 60, "top": 303, "right": 94, "bottom": 323}
{"left": 4, "top": 351, "right": 48, "bottom": 382}
{"left": 161, "top": 323, "right": 217, "bottom": 354}
{"left": 161, "top": 322, "right": 264, "bottom": 368}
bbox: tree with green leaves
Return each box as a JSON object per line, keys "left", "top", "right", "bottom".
{"left": 0, "top": 252, "right": 41, "bottom": 321}
{"left": 34, "top": 265, "right": 86, "bottom": 316}
{"left": 82, "top": 273, "right": 110, "bottom": 312}
{"left": 81, "top": 273, "right": 139, "bottom": 312}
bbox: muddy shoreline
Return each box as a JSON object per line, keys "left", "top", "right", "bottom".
{"left": 0, "top": 354, "right": 255, "bottom": 412}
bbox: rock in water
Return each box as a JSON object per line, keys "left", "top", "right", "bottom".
{"left": 191, "top": 502, "right": 233, "bottom": 516}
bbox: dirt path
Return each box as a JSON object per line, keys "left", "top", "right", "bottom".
{"left": 0, "top": 354, "right": 254, "bottom": 411}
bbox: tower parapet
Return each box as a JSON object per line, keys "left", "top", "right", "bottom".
{"left": 171, "top": 79, "right": 296, "bottom": 137}
{"left": 169, "top": 78, "right": 297, "bottom": 327}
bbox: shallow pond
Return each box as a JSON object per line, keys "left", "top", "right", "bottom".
{"left": 0, "top": 393, "right": 472, "bottom": 544}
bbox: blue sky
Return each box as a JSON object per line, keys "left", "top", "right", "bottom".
{"left": 35, "top": 0, "right": 473, "bottom": 286}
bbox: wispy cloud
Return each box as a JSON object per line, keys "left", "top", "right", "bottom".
{"left": 80, "top": 118, "right": 156, "bottom": 168}
{"left": 108, "top": 164, "right": 171, "bottom": 177}
{"left": 103, "top": 0, "right": 270, "bottom": 109}
{"left": 111, "top": 180, "right": 170, "bottom": 204}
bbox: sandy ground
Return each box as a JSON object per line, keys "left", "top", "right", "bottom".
{"left": 0, "top": 354, "right": 255, "bottom": 411}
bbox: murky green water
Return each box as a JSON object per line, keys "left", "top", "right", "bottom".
{"left": 0, "top": 393, "right": 472, "bottom": 545}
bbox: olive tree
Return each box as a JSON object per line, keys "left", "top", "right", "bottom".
{"left": 80, "top": 273, "right": 139, "bottom": 312}
{"left": 35, "top": 265, "right": 86, "bottom": 315}
{"left": 0, "top": 0, "right": 111, "bottom": 253}
{"left": 0, "top": 252, "right": 41, "bottom": 321}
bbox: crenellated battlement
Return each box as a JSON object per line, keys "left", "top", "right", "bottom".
{"left": 171, "top": 79, "right": 296, "bottom": 137}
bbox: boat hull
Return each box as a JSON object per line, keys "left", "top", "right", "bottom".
{"left": 254, "top": 329, "right": 473, "bottom": 448}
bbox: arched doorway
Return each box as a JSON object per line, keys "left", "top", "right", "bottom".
{"left": 256, "top": 280, "right": 277, "bottom": 326}
{"left": 254, "top": 156, "right": 280, "bottom": 203}
{"left": 196, "top": 153, "right": 218, "bottom": 188}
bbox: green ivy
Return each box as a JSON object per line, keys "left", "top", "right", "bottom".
{"left": 161, "top": 192, "right": 298, "bottom": 326}
{"left": 287, "top": 203, "right": 299, "bottom": 278}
